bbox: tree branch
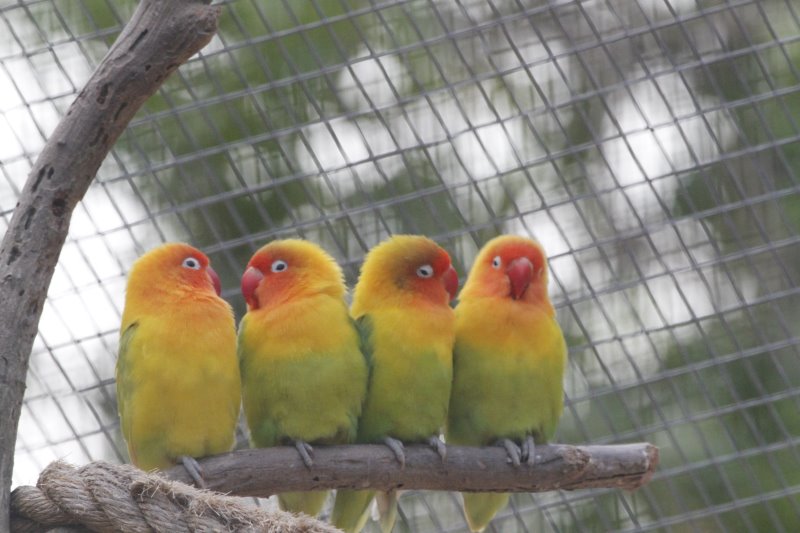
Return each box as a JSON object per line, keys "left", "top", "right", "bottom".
{"left": 164, "top": 443, "right": 659, "bottom": 496}
{"left": 0, "top": 1, "right": 220, "bottom": 529}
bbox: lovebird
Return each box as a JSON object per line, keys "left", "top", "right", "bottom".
{"left": 116, "top": 243, "right": 241, "bottom": 486}
{"left": 238, "top": 239, "right": 368, "bottom": 517}
{"left": 331, "top": 235, "right": 459, "bottom": 533}
{"left": 446, "top": 235, "right": 567, "bottom": 532}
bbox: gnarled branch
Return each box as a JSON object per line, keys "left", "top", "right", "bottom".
{"left": 164, "top": 443, "right": 659, "bottom": 496}
{"left": 0, "top": 1, "right": 220, "bottom": 529}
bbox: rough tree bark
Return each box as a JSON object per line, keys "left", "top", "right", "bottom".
{"left": 0, "top": 1, "right": 220, "bottom": 530}
{"left": 164, "top": 443, "right": 659, "bottom": 496}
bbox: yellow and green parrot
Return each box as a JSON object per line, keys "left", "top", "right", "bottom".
{"left": 331, "top": 235, "right": 459, "bottom": 533}
{"left": 238, "top": 239, "right": 368, "bottom": 517}
{"left": 446, "top": 235, "right": 567, "bottom": 532}
{"left": 116, "top": 243, "right": 240, "bottom": 486}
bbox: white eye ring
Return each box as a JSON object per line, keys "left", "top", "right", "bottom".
{"left": 416, "top": 264, "right": 434, "bottom": 278}
{"left": 492, "top": 256, "right": 502, "bottom": 269}
{"left": 271, "top": 259, "right": 288, "bottom": 273}
{"left": 182, "top": 257, "right": 201, "bottom": 270}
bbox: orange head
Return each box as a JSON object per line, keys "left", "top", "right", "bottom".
{"left": 351, "top": 235, "right": 458, "bottom": 316}
{"left": 459, "top": 235, "right": 552, "bottom": 310}
{"left": 126, "top": 242, "right": 221, "bottom": 297}
{"left": 241, "top": 239, "right": 345, "bottom": 311}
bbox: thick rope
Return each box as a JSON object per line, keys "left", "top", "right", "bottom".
{"left": 10, "top": 460, "right": 341, "bottom": 532}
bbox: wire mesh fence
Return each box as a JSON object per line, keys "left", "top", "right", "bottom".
{"left": 2, "top": 0, "right": 799, "bottom": 530}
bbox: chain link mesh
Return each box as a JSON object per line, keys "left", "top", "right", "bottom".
{"left": 3, "top": 0, "right": 799, "bottom": 530}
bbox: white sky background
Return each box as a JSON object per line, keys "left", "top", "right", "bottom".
{"left": 1, "top": 0, "right": 765, "bottom": 491}
{"left": 1, "top": 6, "right": 158, "bottom": 485}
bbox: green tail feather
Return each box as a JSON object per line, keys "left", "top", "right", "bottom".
{"left": 331, "top": 489, "right": 375, "bottom": 533}
{"left": 278, "top": 490, "right": 329, "bottom": 518}
{"left": 462, "top": 492, "right": 510, "bottom": 533}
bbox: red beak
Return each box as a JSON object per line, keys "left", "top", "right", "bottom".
{"left": 241, "top": 266, "right": 264, "bottom": 309}
{"left": 442, "top": 265, "right": 459, "bottom": 302}
{"left": 507, "top": 257, "right": 532, "bottom": 300}
{"left": 207, "top": 266, "right": 222, "bottom": 296}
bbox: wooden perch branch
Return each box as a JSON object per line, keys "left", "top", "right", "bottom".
{"left": 0, "top": 1, "right": 220, "bottom": 529}
{"left": 9, "top": 445, "right": 658, "bottom": 530}
{"left": 164, "top": 443, "right": 659, "bottom": 496}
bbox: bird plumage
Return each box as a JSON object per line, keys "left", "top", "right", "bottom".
{"left": 447, "top": 235, "right": 567, "bottom": 532}
{"left": 116, "top": 243, "right": 240, "bottom": 475}
{"left": 239, "top": 239, "right": 368, "bottom": 517}
{"left": 332, "top": 235, "right": 458, "bottom": 533}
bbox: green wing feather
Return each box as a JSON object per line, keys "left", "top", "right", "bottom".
{"left": 352, "top": 314, "right": 374, "bottom": 372}
{"left": 115, "top": 322, "right": 138, "bottom": 447}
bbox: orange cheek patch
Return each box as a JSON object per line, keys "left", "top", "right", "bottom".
{"left": 407, "top": 276, "right": 444, "bottom": 303}
{"left": 254, "top": 271, "right": 299, "bottom": 307}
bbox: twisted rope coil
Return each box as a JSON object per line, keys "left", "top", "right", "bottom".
{"left": 10, "top": 461, "right": 340, "bottom": 532}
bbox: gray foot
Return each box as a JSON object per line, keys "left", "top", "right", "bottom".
{"left": 497, "top": 438, "right": 522, "bottom": 467}
{"left": 521, "top": 435, "right": 536, "bottom": 466}
{"left": 180, "top": 455, "right": 206, "bottom": 488}
{"left": 428, "top": 435, "right": 447, "bottom": 461}
{"left": 294, "top": 439, "right": 314, "bottom": 469}
{"left": 384, "top": 436, "right": 406, "bottom": 467}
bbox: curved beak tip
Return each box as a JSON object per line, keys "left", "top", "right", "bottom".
{"left": 507, "top": 257, "right": 533, "bottom": 300}
{"left": 443, "top": 265, "right": 459, "bottom": 302}
{"left": 207, "top": 266, "right": 222, "bottom": 296}
{"left": 241, "top": 266, "right": 264, "bottom": 309}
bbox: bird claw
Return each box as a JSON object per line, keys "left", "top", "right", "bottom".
{"left": 180, "top": 455, "right": 207, "bottom": 489}
{"left": 498, "top": 439, "right": 522, "bottom": 467}
{"left": 521, "top": 435, "right": 536, "bottom": 466}
{"left": 294, "top": 440, "right": 314, "bottom": 469}
{"left": 384, "top": 436, "right": 406, "bottom": 467}
{"left": 428, "top": 435, "right": 447, "bottom": 462}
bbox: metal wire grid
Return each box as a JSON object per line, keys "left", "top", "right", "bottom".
{"left": 3, "top": 0, "right": 800, "bottom": 531}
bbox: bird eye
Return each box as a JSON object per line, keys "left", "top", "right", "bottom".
{"left": 271, "top": 259, "right": 288, "bottom": 273}
{"left": 182, "top": 257, "right": 201, "bottom": 270}
{"left": 492, "top": 256, "right": 502, "bottom": 269}
{"left": 416, "top": 264, "right": 434, "bottom": 278}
